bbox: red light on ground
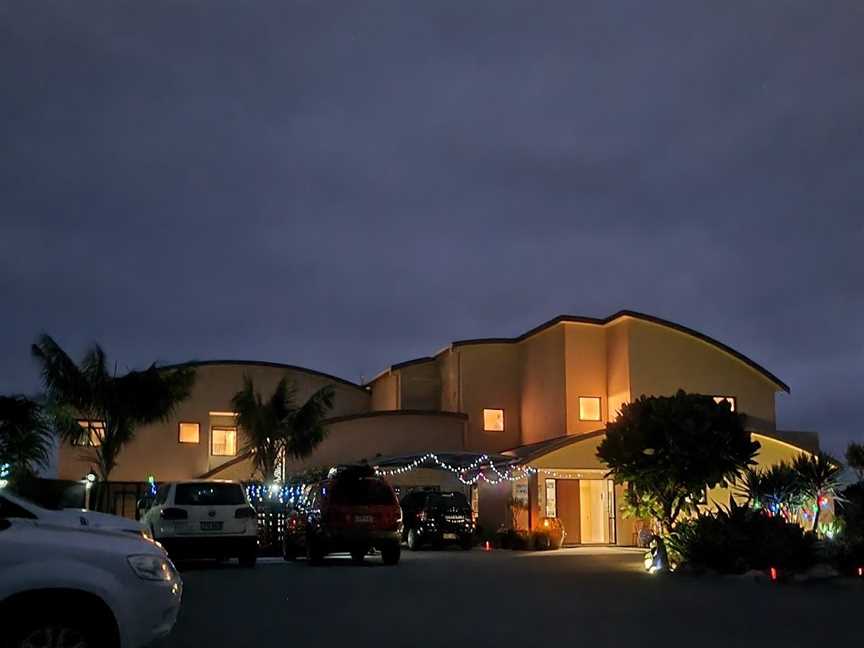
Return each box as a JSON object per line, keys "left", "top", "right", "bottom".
{"left": 484, "top": 541, "right": 492, "bottom": 552}
{"left": 858, "top": 567, "right": 862, "bottom": 577}
{"left": 770, "top": 567, "right": 778, "bottom": 582}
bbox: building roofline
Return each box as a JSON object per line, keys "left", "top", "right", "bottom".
{"left": 378, "top": 310, "right": 790, "bottom": 393}
{"left": 158, "top": 359, "right": 368, "bottom": 392}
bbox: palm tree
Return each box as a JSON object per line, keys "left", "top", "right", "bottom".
{"left": 792, "top": 452, "right": 844, "bottom": 532}
{"left": 0, "top": 395, "right": 54, "bottom": 484}
{"left": 232, "top": 376, "right": 334, "bottom": 483}
{"left": 31, "top": 334, "right": 195, "bottom": 482}
{"left": 737, "top": 462, "right": 806, "bottom": 521}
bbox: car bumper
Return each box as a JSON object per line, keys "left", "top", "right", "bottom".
{"left": 158, "top": 535, "right": 257, "bottom": 559}
{"left": 118, "top": 567, "right": 183, "bottom": 648}
{"left": 317, "top": 528, "right": 401, "bottom": 550}
{"left": 416, "top": 522, "right": 474, "bottom": 543}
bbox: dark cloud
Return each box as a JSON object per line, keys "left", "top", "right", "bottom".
{"left": 1, "top": 1, "right": 862, "bottom": 454}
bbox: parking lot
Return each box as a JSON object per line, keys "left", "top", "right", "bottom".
{"left": 156, "top": 547, "right": 860, "bottom": 648}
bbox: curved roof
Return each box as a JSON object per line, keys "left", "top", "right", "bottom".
{"left": 443, "top": 310, "right": 789, "bottom": 393}
{"left": 159, "top": 359, "right": 368, "bottom": 392}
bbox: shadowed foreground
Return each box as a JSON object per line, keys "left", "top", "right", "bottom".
{"left": 156, "top": 547, "right": 859, "bottom": 647}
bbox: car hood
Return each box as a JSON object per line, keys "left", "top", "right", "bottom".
{"left": 39, "top": 508, "right": 144, "bottom": 534}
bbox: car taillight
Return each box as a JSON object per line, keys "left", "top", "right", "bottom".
{"left": 235, "top": 507, "right": 257, "bottom": 519}
{"left": 160, "top": 508, "right": 188, "bottom": 520}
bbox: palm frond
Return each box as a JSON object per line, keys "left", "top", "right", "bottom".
{"left": 286, "top": 385, "right": 335, "bottom": 460}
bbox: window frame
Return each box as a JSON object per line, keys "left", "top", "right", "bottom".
{"left": 73, "top": 420, "right": 105, "bottom": 447}
{"left": 482, "top": 408, "right": 505, "bottom": 432}
{"left": 712, "top": 396, "right": 737, "bottom": 412}
{"left": 577, "top": 396, "right": 602, "bottom": 422}
{"left": 178, "top": 421, "right": 201, "bottom": 444}
{"left": 210, "top": 425, "right": 238, "bottom": 457}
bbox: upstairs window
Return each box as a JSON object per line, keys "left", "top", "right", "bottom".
{"left": 179, "top": 422, "right": 200, "bottom": 444}
{"left": 712, "top": 396, "right": 737, "bottom": 412}
{"left": 578, "top": 397, "right": 602, "bottom": 422}
{"left": 211, "top": 426, "right": 237, "bottom": 456}
{"left": 483, "top": 408, "right": 504, "bottom": 432}
{"left": 74, "top": 420, "right": 105, "bottom": 447}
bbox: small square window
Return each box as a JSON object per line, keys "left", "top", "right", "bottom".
{"left": 712, "top": 396, "right": 737, "bottom": 412}
{"left": 578, "top": 397, "right": 602, "bottom": 422}
{"left": 211, "top": 426, "right": 237, "bottom": 456}
{"left": 483, "top": 409, "right": 504, "bottom": 432}
{"left": 179, "top": 422, "right": 200, "bottom": 444}
{"left": 74, "top": 420, "right": 104, "bottom": 447}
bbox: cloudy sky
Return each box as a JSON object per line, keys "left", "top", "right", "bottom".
{"left": 1, "top": 1, "right": 861, "bottom": 454}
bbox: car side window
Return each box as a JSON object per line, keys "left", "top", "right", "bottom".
{"left": 0, "top": 496, "right": 37, "bottom": 520}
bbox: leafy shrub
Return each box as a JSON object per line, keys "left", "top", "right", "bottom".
{"left": 837, "top": 482, "right": 864, "bottom": 541}
{"left": 668, "top": 501, "right": 816, "bottom": 574}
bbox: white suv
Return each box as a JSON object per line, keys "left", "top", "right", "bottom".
{"left": 140, "top": 480, "right": 258, "bottom": 567}
{"left": 0, "top": 498, "right": 182, "bottom": 648}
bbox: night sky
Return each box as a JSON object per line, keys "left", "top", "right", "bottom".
{"left": 2, "top": 2, "right": 862, "bottom": 455}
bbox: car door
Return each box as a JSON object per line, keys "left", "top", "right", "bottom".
{"left": 142, "top": 484, "right": 171, "bottom": 532}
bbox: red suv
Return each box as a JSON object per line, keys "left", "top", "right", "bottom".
{"left": 282, "top": 466, "right": 403, "bottom": 565}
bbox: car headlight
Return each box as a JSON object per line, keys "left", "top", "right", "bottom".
{"left": 127, "top": 554, "right": 176, "bottom": 582}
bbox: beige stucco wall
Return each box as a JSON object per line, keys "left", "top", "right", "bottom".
{"left": 520, "top": 326, "right": 566, "bottom": 445}
{"left": 626, "top": 318, "right": 778, "bottom": 429}
{"left": 281, "top": 411, "right": 468, "bottom": 474}
{"left": 398, "top": 361, "right": 441, "bottom": 410}
{"left": 369, "top": 372, "right": 398, "bottom": 411}
{"left": 563, "top": 323, "right": 609, "bottom": 435}
{"left": 605, "top": 318, "right": 631, "bottom": 422}
{"left": 438, "top": 349, "right": 460, "bottom": 412}
{"left": 455, "top": 343, "right": 523, "bottom": 452}
{"left": 58, "top": 362, "right": 370, "bottom": 482}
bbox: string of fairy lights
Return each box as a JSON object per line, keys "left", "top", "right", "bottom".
{"left": 374, "top": 452, "right": 537, "bottom": 485}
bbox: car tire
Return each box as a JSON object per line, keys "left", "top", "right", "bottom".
{"left": 282, "top": 540, "right": 297, "bottom": 562}
{"left": 460, "top": 536, "right": 473, "bottom": 551}
{"left": 306, "top": 538, "right": 325, "bottom": 565}
{"left": 9, "top": 609, "right": 110, "bottom": 648}
{"left": 239, "top": 543, "right": 257, "bottom": 568}
{"left": 381, "top": 542, "right": 401, "bottom": 565}
{"left": 407, "top": 528, "right": 421, "bottom": 551}
{"left": 350, "top": 547, "right": 365, "bottom": 564}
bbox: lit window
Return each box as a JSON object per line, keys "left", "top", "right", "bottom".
{"left": 483, "top": 409, "right": 504, "bottom": 432}
{"left": 179, "top": 422, "right": 200, "bottom": 444}
{"left": 578, "top": 397, "right": 602, "bottom": 422}
{"left": 74, "top": 420, "right": 104, "bottom": 447}
{"left": 712, "top": 396, "right": 737, "bottom": 412}
{"left": 211, "top": 427, "right": 237, "bottom": 456}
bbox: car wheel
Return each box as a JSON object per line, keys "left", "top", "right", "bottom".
{"left": 306, "top": 538, "right": 324, "bottom": 565}
{"left": 350, "top": 547, "right": 365, "bottom": 564}
{"left": 460, "top": 536, "right": 473, "bottom": 551}
{"left": 407, "top": 528, "right": 421, "bottom": 551}
{"left": 282, "top": 539, "right": 297, "bottom": 562}
{"left": 10, "top": 615, "right": 104, "bottom": 648}
{"left": 381, "top": 542, "right": 401, "bottom": 565}
{"left": 239, "top": 543, "right": 257, "bottom": 568}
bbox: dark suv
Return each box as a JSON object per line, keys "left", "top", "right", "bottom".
{"left": 282, "top": 466, "right": 403, "bottom": 565}
{"left": 400, "top": 491, "right": 474, "bottom": 550}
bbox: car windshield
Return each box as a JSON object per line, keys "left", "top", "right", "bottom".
{"left": 329, "top": 478, "right": 395, "bottom": 506}
{"left": 428, "top": 493, "right": 470, "bottom": 512}
{"left": 174, "top": 483, "right": 245, "bottom": 506}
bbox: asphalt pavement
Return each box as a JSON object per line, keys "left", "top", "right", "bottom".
{"left": 156, "top": 547, "right": 860, "bottom": 648}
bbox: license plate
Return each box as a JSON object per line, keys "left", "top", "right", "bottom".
{"left": 354, "top": 515, "right": 373, "bottom": 524}
{"left": 443, "top": 533, "right": 458, "bottom": 540}
{"left": 200, "top": 521, "right": 223, "bottom": 531}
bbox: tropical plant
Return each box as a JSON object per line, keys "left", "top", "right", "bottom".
{"left": 667, "top": 501, "right": 815, "bottom": 574}
{"left": 232, "top": 376, "right": 334, "bottom": 483}
{"left": 845, "top": 442, "right": 864, "bottom": 482}
{"left": 792, "top": 452, "right": 844, "bottom": 532}
{"left": 736, "top": 462, "right": 807, "bottom": 522}
{"left": 31, "top": 335, "right": 195, "bottom": 481}
{"left": 597, "top": 390, "right": 759, "bottom": 535}
{"left": 0, "top": 395, "right": 53, "bottom": 484}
